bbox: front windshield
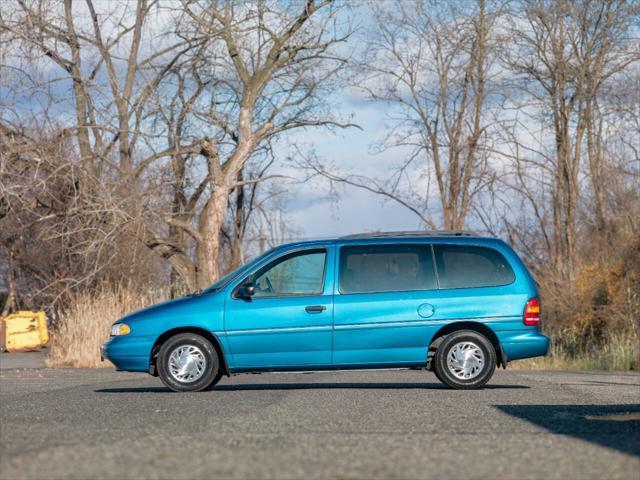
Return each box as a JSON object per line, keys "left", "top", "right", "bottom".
{"left": 203, "top": 248, "right": 276, "bottom": 293}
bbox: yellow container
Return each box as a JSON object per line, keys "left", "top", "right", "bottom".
{"left": 1, "top": 311, "right": 49, "bottom": 352}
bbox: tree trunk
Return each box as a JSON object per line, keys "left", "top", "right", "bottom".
{"left": 64, "top": 0, "right": 95, "bottom": 189}
{"left": 196, "top": 187, "right": 229, "bottom": 288}
{"left": 229, "top": 172, "right": 245, "bottom": 270}
{"left": 168, "top": 224, "right": 185, "bottom": 298}
{"left": 1, "top": 253, "right": 16, "bottom": 317}
{"left": 586, "top": 101, "right": 608, "bottom": 232}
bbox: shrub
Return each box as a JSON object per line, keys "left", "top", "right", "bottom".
{"left": 518, "top": 230, "right": 640, "bottom": 370}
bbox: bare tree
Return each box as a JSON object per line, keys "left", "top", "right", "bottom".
{"left": 0, "top": 0, "right": 192, "bottom": 301}
{"left": 1, "top": 0, "right": 352, "bottom": 295}
{"left": 500, "top": 0, "right": 640, "bottom": 280}
{"left": 307, "top": 0, "right": 500, "bottom": 230}
{"left": 0, "top": 1, "right": 191, "bottom": 190}
{"left": 144, "top": 0, "right": 352, "bottom": 288}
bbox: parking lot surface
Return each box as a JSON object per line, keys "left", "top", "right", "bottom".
{"left": 0, "top": 361, "right": 638, "bottom": 479}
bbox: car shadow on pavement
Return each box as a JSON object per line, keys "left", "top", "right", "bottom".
{"left": 96, "top": 382, "right": 529, "bottom": 393}
{"left": 496, "top": 404, "right": 640, "bottom": 458}
{"left": 213, "top": 382, "right": 529, "bottom": 391}
{"left": 561, "top": 380, "right": 640, "bottom": 387}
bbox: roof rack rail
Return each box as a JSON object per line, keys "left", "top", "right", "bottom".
{"left": 340, "top": 230, "right": 477, "bottom": 239}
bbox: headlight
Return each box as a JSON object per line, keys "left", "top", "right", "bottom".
{"left": 110, "top": 323, "right": 131, "bottom": 336}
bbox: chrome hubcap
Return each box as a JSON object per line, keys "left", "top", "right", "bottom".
{"left": 447, "top": 341, "right": 485, "bottom": 380}
{"left": 168, "top": 345, "right": 207, "bottom": 383}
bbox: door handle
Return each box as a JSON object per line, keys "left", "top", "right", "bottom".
{"left": 305, "top": 305, "right": 327, "bottom": 313}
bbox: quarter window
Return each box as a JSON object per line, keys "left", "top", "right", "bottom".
{"left": 433, "top": 245, "right": 515, "bottom": 289}
{"left": 252, "top": 250, "right": 326, "bottom": 297}
{"left": 339, "top": 245, "right": 437, "bottom": 294}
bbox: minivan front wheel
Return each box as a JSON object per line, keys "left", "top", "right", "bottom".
{"left": 157, "top": 333, "right": 220, "bottom": 392}
{"left": 433, "top": 331, "right": 496, "bottom": 390}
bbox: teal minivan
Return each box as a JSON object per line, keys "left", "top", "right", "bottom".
{"left": 102, "top": 232, "right": 549, "bottom": 392}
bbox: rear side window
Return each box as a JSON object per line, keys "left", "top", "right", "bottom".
{"left": 434, "top": 245, "right": 515, "bottom": 289}
{"left": 339, "top": 245, "right": 437, "bottom": 294}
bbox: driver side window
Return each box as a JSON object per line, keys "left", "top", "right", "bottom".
{"left": 252, "top": 249, "right": 326, "bottom": 297}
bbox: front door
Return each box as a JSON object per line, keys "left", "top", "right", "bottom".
{"left": 332, "top": 243, "right": 440, "bottom": 366}
{"left": 224, "top": 247, "right": 334, "bottom": 369}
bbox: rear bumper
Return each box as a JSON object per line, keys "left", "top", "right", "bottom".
{"left": 499, "top": 331, "right": 550, "bottom": 361}
{"left": 101, "top": 335, "right": 155, "bottom": 373}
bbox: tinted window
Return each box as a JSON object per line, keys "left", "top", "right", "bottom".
{"left": 252, "top": 250, "right": 326, "bottom": 297}
{"left": 434, "top": 245, "right": 515, "bottom": 289}
{"left": 339, "top": 245, "right": 437, "bottom": 294}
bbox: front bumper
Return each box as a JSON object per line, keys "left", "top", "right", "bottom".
{"left": 101, "top": 335, "right": 155, "bottom": 372}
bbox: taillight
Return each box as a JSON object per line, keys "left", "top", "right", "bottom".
{"left": 523, "top": 297, "right": 541, "bottom": 326}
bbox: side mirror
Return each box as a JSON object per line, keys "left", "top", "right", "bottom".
{"left": 239, "top": 281, "right": 255, "bottom": 298}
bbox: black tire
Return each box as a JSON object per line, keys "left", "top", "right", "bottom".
{"left": 204, "top": 371, "right": 224, "bottom": 391}
{"left": 157, "top": 333, "right": 220, "bottom": 392}
{"left": 433, "top": 330, "right": 496, "bottom": 390}
{"left": 428, "top": 350, "right": 446, "bottom": 384}
{"left": 433, "top": 364, "right": 446, "bottom": 384}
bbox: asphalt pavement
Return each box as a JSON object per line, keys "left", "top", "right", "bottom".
{"left": 0, "top": 354, "right": 639, "bottom": 480}
{"left": 0, "top": 351, "right": 46, "bottom": 370}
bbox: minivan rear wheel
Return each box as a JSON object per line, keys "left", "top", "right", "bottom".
{"left": 433, "top": 330, "right": 496, "bottom": 389}
{"left": 157, "top": 333, "right": 220, "bottom": 392}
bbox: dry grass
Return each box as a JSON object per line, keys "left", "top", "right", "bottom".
{"left": 510, "top": 330, "right": 638, "bottom": 371}
{"left": 46, "top": 287, "right": 166, "bottom": 368}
